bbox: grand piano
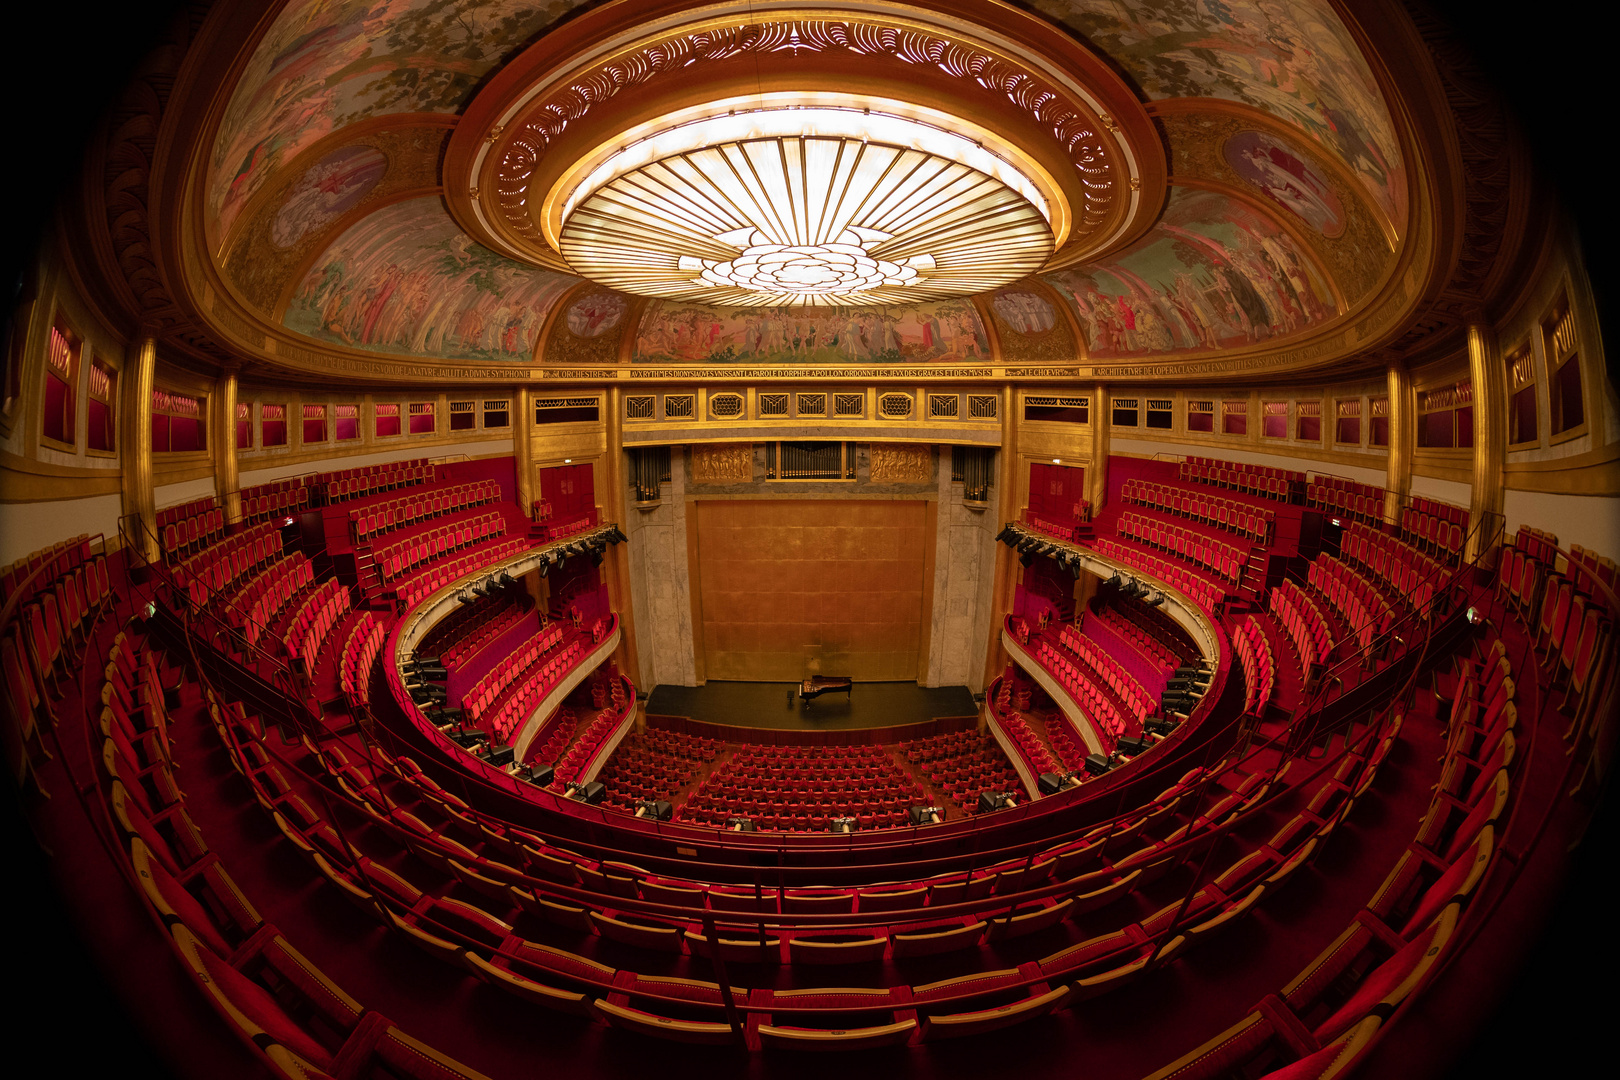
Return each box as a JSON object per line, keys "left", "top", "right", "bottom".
{"left": 798, "top": 675, "right": 852, "bottom": 707}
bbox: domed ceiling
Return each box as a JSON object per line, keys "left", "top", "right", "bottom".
{"left": 197, "top": 0, "right": 1418, "bottom": 380}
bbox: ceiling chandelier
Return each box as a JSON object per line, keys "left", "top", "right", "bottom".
{"left": 552, "top": 105, "right": 1058, "bottom": 307}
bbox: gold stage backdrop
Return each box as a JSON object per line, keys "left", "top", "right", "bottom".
{"left": 694, "top": 500, "right": 928, "bottom": 682}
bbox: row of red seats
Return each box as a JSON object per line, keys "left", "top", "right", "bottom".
{"left": 1342, "top": 522, "right": 1441, "bottom": 615}
{"left": 3, "top": 535, "right": 114, "bottom": 794}
{"left": 993, "top": 709, "right": 1060, "bottom": 776}
{"left": 316, "top": 458, "right": 432, "bottom": 503}
{"left": 174, "top": 522, "right": 281, "bottom": 605}
{"left": 1307, "top": 476, "right": 1386, "bottom": 525}
{"left": 475, "top": 637, "right": 589, "bottom": 744}
{"left": 394, "top": 537, "right": 526, "bottom": 610}
{"left": 238, "top": 476, "right": 312, "bottom": 524}
{"left": 1091, "top": 538, "right": 1226, "bottom": 613}
{"left": 1270, "top": 579, "right": 1333, "bottom": 671}
{"left": 160, "top": 504, "right": 225, "bottom": 561}
{"left": 1057, "top": 623, "right": 1155, "bottom": 718}
{"left": 339, "top": 612, "right": 384, "bottom": 708}
{"left": 1116, "top": 511, "right": 1248, "bottom": 584}
{"left": 1233, "top": 617, "right": 1276, "bottom": 715}
{"left": 377, "top": 512, "right": 505, "bottom": 584}
{"left": 541, "top": 509, "right": 599, "bottom": 542}
{"left": 1500, "top": 537, "right": 1612, "bottom": 711}
{"left": 1123, "top": 477, "right": 1275, "bottom": 544}
{"left": 1089, "top": 605, "right": 1178, "bottom": 672}
{"left": 351, "top": 480, "right": 501, "bottom": 544}
{"left": 553, "top": 688, "right": 631, "bottom": 782}
{"left": 1398, "top": 503, "right": 1466, "bottom": 561}
{"left": 1031, "top": 638, "right": 1136, "bottom": 740}
{"left": 239, "top": 557, "right": 314, "bottom": 647}
{"left": 285, "top": 579, "right": 351, "bottom": 663}
{"left": 1307, "top": 556, "right": 1392, "bottom": 651}
{"left": 464, "top": 622, "right": 567, "bottom": 717}
{"left": 1178, "top": 456, "right": 1300, "bottom": 501}
{"left": 435, "top": 596, "right": 526, "bottom": 671}
{"left": 1023, "top": 509, "right": 1076, "bottom": 542}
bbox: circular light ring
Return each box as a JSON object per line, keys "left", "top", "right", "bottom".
{"left": 555, "top": 113, "right": 1055, "bottom": 306}
{"left": 550, "top": 99, "right": 1062, "bottom": 246}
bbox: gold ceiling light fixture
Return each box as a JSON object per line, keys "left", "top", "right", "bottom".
{"left": 445, "top": 2, "right": 1163, "bottom": 282}
{"left": 548, "top": 102, "right": 1059, "bottom": 305}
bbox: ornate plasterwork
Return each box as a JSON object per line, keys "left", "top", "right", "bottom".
{"left": 469, "top": 12, "right": 1145, "bottom": 268}
{"left": 689, "top": 442, "right": 756, "bottom": 483}
{"left": 868, "top": 442, "right": 934, "bottom": 483}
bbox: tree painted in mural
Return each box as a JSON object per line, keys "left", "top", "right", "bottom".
{"left": 285, "top": 197, "right": 576, "bottom": 361}
{"left": 1043, "top": 188, "right": 1335, "bottom": 357}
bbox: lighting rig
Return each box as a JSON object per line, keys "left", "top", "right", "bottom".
{"left": 908, "top": 805, "right": 944, "bottom": 825}
{"left": 975, "top": 790, "right": 1020, "bottom": 813}
{"left": 1037, "top": 770, "right": 1085, "bottom": 794}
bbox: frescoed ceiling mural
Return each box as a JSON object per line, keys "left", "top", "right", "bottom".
{"left": 185, "top": 0, "right": 1433, "bottom": 379}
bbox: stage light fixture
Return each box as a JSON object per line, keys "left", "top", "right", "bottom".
{"left": 975, "top": 790, "right": 1019, "bottom": 814}
{"left": 908, "top": 805, "right": 944, "bottom": 826}
{"left": 1115, "top": 735, "right": 1152, "bottom": 757}
{"left": 828, "top": 816, "right": 857, "bottom": 833}
{"left": 457, "top": 593, "right": 477, "bottom": 605}
{"left": 1083, "top": 752, "right": 1115, "bottom": 776}
{"left": 565, "top": 780, "right": 606, "bottom": 805}
{"left": 520, "top": 763, "right": 555, "bottom": 787}
{"left": 994, "top": 525, "right": 1016, "bottom": 544}
{"left": 1037, "top": 771, "right": 1083, "bottom": 794}
{"left": 725, "top": 817, "right": 757, "bottom": 832}
{"left": 633, "top": 799, "right": 673, "bottom": 821}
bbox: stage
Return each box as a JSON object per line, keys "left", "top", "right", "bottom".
{"left": 644, "top": 680, "right": 977, "bottom": 732}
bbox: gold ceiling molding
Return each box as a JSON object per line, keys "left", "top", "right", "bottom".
{"left": 445, "top": 0, "right": 1162, "bottom": 277}
{"left": 689, "top": 442, "right": 755, "bottom": 483}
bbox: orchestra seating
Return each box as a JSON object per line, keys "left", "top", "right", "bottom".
{"left": 897, "top": 728, "right": 1025, "bottom": 811}
{"left": 598, "top": 730, "right": 724, "bottom": 810}
{"left": 679, "top": 741, "right": 930, "bottom": 829}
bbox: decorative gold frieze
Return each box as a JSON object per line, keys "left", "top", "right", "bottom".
{"left": 868, "top": 443, "right": 933, "bottom": 484}
{"left": 689, "top": 442, "right": 754, "bottom": 484}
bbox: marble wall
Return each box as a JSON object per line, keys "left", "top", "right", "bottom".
{"left": 926, "top": 451, "right": 1000, "bottom": 692}
{"left": 624, "top": 446, "right": 698, "bottom": 688}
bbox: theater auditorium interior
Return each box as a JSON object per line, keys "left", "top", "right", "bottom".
{"left": 3, "top": 1, "right": 1617, "bottom": 1077}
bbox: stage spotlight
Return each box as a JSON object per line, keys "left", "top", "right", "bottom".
{"left": 975, "top": 790, "right": 1019, "bottom": 814}
{"left": 538, "top": 557, "right": 551, "bottom": 577}
{"left": 565, "top": 780, "right": 606, "bottom": 805}
{"left": 519, "top": 763, "right": 555, "bottom": 787}
{"left": 1145, "top": 592, "right": 1166, "bottom": 607}
{"left": 725, "top": 817, "right": 757, "bottom": 832}
{"left": 633, "top": 799, "right": 673, "bottom": 821}
{"left": 478, "top": 743, "right": 515, "bottom": 767}
{"left": 1037, "top": 771, "right": 1083, "bottom": 795}
{"left": 457, "top": 592, "right": 476, "bottom": 605}
{"left": 1144, "top": 716, "right": 1179, "bottom": 737}
{"left": 1115, "top": 735, "right": 1152, "bottom": 757}
{"left": 908, "top": 805, "right": 944, "bottom": 826}
{"left": 828, "top": 816, "right": 857, "bottom": 833}
{"left": 1083, "top": 752, "right": 1115, "bottom": 776}
{"left": 995, "top": 525, "right": 1016, "bottom": 545}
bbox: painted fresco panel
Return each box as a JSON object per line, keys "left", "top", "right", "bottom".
{"left": 270, "top": 145, "right": 388, "bottom": 249}
{"left": 1029, "top": 0, "right": 1405, "bottom": 226}
{"left": 285, "top": 197, "right": 577, "bottom": 362}
{"left": 209, "top": 0, "right": 595, "bottom": 239}
{"left": 632, "top": 299, "right": 989, "bottom": 365}
{"left": 1043, "top": 188, "right": 1334, "bottom": 358}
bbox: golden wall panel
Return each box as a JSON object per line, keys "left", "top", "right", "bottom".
{"left": 695, "top": 500, "right": 927, "bottom": 682}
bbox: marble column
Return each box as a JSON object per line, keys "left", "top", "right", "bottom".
{"left": 602, "top": 385, "right": 641, "bottom": 683}
{"left": 1384, "top": 362, "right": 1414, "bottom": 527}
{"left": 984, "top": 383, "right": 1020, "bottom": 687}
{"left": 1467, "top": 321, "right": 1508, "bottom": 563}
{"left": 121, "top": 335, "right": 158, "bottom": 562}
{"left": 214, "top": 369, "right": 242, "bottom": 527}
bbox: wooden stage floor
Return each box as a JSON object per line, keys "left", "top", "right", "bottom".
{"left": 643, "top": 680, "right": 977, "bottom": 731}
